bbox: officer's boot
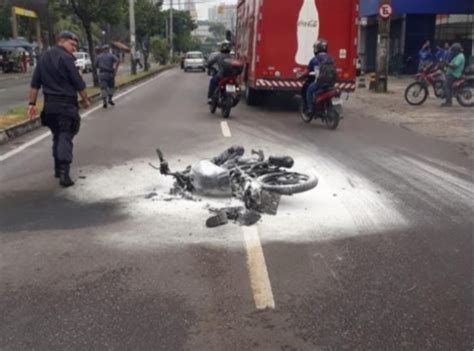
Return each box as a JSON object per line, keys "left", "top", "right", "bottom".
{"left": 102, "top": 98, "right": 108, "bottom": 109}
{"left": 108, "top": 96, "right": 115, "bottom": 106}
{"left": 54, "top": 158, "right": 60, "bottom": 178}
{"left": 58, "top": 163, "right": 75, "bottom": 188}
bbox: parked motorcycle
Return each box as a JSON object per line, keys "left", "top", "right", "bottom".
{"left": 209, "top": 59, "right": 244, "bottom": 118}
{"left": 404, "top": 63, "right": 445, "bottom": 105}
{"left": 299, "top": 85, "right": 342, "bottom": 130}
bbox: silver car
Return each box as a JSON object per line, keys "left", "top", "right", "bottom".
{"left": 184, "top": 51, "right": 205, "bottom": 72}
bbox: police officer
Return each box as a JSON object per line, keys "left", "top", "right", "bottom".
{"left": 28, "top": 31, "right": 91, "bottom": 188}
{"left": 95, "top": 45, "right": 119, "bottom": 108}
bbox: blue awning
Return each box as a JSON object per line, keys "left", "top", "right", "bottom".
{"left": 0, "top": 38, "right": 35, "bottom": 50}
{"left": 360, "top": 0, "right": 474, "bottom": 17}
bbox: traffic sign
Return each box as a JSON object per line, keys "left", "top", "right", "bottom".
{"left": 379, "top": 4, "right": 392, "bottom": 19}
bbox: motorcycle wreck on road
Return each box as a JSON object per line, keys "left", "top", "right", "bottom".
{"left": 150, "top": 146, "right": 318, "bottom": 227}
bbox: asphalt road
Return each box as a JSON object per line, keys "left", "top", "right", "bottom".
{"left": 0, "top": 65, "right": 129, "bottom": 113}
{"left": 0, "top": 68, "right": 472, "bottom": 350}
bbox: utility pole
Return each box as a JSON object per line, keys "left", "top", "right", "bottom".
{"left": 169, "top": 0, "right": 174, "bottom": 63}
{"left": 375, "top": 0, "right": 392, "bottom": 93}
{"left": 129, "top": 0, "right": 137, "bottom": 75}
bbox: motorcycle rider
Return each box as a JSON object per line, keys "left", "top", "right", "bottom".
{"left": 441, "top": 43, "right": 465, "bottom": 107}
{"left": 300, "top": 39, "right": 337, "bottom": 115}
{"left": 207, "top": 41, "right": 232, "bottom": 104}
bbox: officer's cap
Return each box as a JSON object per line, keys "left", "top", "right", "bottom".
{"left": 57, "top": 31, "right": 79, "bottom": 43}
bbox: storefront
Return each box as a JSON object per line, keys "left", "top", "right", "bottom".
{"left": 358, "top": 0, "right": 473, "bottom": 74}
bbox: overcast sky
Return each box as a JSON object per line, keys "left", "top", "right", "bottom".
{"left": 163, "top": 0, "right": 237, "bottom": 21}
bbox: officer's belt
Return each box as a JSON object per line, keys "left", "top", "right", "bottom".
{"left": 99, "top": 69, "right": 115, "bottom": 74}
{"left": 44, "top": 95, "right": 78, "bottom": 105}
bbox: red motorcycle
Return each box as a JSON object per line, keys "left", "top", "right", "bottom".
{"left": 404, "top": 63, "right": 445, "bottom": 105}
{"left": 299, "top": 85, "right": 342, "bottom": 130}
{"left": 209, "top": 59, "right": 243, "bottom": 118}
{"left": 450, "top": 75, "right": 474, "bottom": 107}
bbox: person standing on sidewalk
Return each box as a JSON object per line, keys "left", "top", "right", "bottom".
{"left": 27, "top": 31, "right": 91, "bottom": 187}
{"left": 95, "top": 45, "right": 119, "bottom": 109}
{"left": 441, "top": 43, "right": 465, "bottom": 108}
{"left": 418, "top": 40, "right": 433, "bottom": 72}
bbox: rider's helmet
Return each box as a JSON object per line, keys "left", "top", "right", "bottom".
{"left": 313, "top": 39, "right": 328, "bottom": 55}
{"left": 220, "top": 41, "right": 231, "bottom": 54}
{"left": 450, "top": 43, "right": 463, "bottom": 56}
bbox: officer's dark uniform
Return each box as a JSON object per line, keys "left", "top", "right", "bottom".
{"left": 31, "top": 45, "right": 86, "bottom": 180}
{"left": 95, "top": 52, "right": 118, "bottom": 107}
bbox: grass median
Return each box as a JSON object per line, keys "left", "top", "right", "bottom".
{"left": 0, "top": 65, "right": 169, "bottom": 131}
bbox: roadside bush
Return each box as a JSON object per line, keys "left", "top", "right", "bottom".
{"left": 150, "top": 37, "right": 169, "bottom": 65}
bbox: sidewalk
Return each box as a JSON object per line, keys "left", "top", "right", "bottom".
{"left": 348, "top": 76, "right": 473, "bottom": 157}
{"left": 0, "top": 64, "right": 173, "bottom": 144}
{"left": 0, "top": 71, "right": 32, "bottom": 83}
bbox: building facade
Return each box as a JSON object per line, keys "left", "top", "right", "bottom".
{"left": 358, "top": 0, "right": 473, "bottom": 74}
{"left": 208, "top": 3, "right": 237, "bottom": 31}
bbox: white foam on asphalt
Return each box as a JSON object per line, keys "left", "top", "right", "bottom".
{"left": 256, "top": 155, "right": 410, "bottom": 243}
{"left": 64, "top": 150, "right": 412, "bottom": 249}
{"left": 64, "top": 157, "right": 246, "bottom": 248}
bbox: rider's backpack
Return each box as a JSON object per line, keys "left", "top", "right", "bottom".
{"left": 317, "top": 55, "right": 337, "bottom": 87}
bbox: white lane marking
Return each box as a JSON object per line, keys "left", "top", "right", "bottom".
{"left": 242, "top": 225, "right": 275, "bottom": 310}
{"left": 221, "top": 121, "right": 232, "bottom": 138}
{"left": 0, "top": 71, "right": 171, "bottom": 163}
{"left": 0, "top": 88, "right": 6, "bottom": 93}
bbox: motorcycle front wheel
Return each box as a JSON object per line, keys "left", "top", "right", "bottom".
{"left": 257, "top": 171, "right": 318, "bottom": 195}
{"left": 404, "top": 82, "right": 429, "bottom": 105}
{"left": 299, "top": 98, "right": 313, "bottom": 123}
{"left": 455, "top": 83, "right": 474, "bottom": 107}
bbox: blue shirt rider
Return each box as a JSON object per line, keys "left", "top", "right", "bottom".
{"left": 418, "top": 40, "right": 433, "bottom": 71}
{"left": 303, "top": 39, "right": 334, "bottom": 115}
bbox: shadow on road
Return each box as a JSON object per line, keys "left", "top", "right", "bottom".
{"left": 0, "top": 190, "right": 126, "bottom": 233}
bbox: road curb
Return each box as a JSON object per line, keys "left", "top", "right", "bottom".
{"left": 0, "top": 65, "right": 174, "bottom": 145}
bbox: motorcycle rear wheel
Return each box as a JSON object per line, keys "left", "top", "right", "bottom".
{"left": 257, "top": 171, "right": 318, "bottom": 195}
{"left": 405, "top": 82, "right": 429, "bottom": 105}
{"left": 221, "top": 96, "right": 232, "bottom": 118}
{"left": 325, "top": 106, "right": 340, "bottom": 130}
{"left": 455, "top": 83, "right": 474, "bottom": 107}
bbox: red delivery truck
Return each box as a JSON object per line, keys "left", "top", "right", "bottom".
{"left": 235, "top": 0, "right": 359, "bottom": 105}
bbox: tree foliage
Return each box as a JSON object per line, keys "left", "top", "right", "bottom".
{"left": 150, "top": 36, "right": 168, "bottom": 65}
{"left": 209, "top": 22, "right": 226, "bottom": 40}
{"left": 57, "top": 0, "right": 127, "bottom": 85}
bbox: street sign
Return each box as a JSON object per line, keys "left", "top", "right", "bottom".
{"left": 379, "top": 4, "right": 392, "bottom": 19}
{"left": 13, "top": 6, "right": 38, "bottom": 19}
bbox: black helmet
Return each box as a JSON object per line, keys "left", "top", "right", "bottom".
{"left": 57, "top": 31, "right": 79, "bottom": 44}
{"left": 313, "top": 38, "right": 328, "bottom": 55}
{"left": 220, "top": 41, "right": 231, "bottom": 53}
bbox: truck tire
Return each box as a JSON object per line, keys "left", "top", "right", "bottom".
{"left": 245, "top": 86, "right": 260, "bottom": 106}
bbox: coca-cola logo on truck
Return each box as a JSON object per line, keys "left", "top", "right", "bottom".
{"left": 298, "top": 20, "right": 318, "bottom": 28}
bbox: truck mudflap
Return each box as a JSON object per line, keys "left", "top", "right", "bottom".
{"left": 254, "top": 79, "right": 356, "bottom": 92}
